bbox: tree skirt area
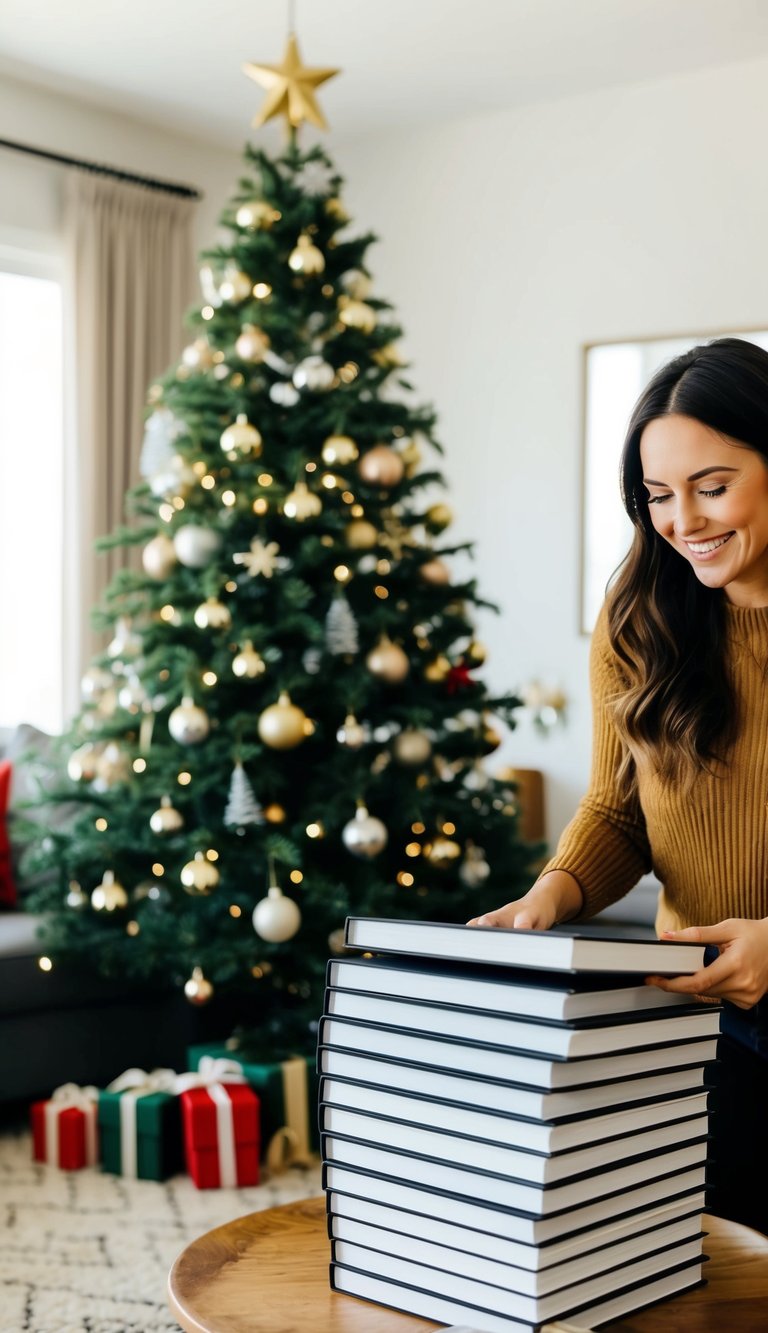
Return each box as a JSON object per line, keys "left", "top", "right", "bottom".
{"left": 0, "top": 1126, "right": 324, "bottom": 1333}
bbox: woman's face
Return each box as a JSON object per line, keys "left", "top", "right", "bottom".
{"left": 639, "top": 413, "right": 768, "bottom": 607}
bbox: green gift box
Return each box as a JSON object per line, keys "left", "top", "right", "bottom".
{"left": 99, "top": 1070, "right": 184, "bottom": 1181}
{"left": 187, "top": 1043, "right": 319, "bottom": 1167}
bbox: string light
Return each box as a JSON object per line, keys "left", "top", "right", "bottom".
{"left": 202, "top": 671, "right": 217, "bottom": 686}
{"left": 201, "top": 474, "right": 216, "bottom": 489}
{"left": 133, "top": 758, "right": 146, "bottom": 773}
{"left": 411, "top": 822, "right": 425, "bottom": 834}
{"left": 253, "top": 282, "right": 272, "bottom": 299}
{"left": 95, "top": 818, "right": 108, "bottom": 831}
{"left": 397, "top": 871, "right": 415, "bottom": 887}
{"left": 159, "top": 503, "right": 174, "bottom": 522}
{"left": 206, "top": 849, "right": 219, "bottom": 861}
{"left": 178, "top": 771, "right": 192, "bottom": 785}
{"left": 374, "top": 586, "right": 389, "bottom": 599}
{"left": 253, "top": 498, "right": 268, "bottom": 515}
{"left": 405, "top": 842, "right": 421, "bottom": 857}
{"left": 38, "top": 956, "right": 53, "bottom": 972}
{"left": 229, "top": 904, "right": 242, "bottom": 918}
{"left": 126, "top": 920, "right": 140, "bottom": 936}
{"left": 258, "top": 473, "right": 273, "bottom": 486}
{"left": 201, "top": 305, "right": 215, "bottom": 320}
{"left": 290, "top": 870, "right": 304, "bottom": 884}
{"left": 152, "top": 862, "right": 165, "bottom": 876}
{"left": 221, "top": 489, "right": 237, "bottom": 506}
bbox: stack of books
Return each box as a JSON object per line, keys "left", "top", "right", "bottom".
{"left": 320, "top": 917, "right": 719, "bottom": 1332}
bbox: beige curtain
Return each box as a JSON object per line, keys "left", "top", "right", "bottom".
{"left": 62, "top": 172, "right": 197, "bottom": 708}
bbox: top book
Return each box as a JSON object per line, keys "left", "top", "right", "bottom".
{"left": 343, "top": 917, "right": 706, "bottom": 976}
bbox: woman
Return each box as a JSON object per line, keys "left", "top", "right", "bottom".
{"left": 469, "top": 336, "right": 768, "bottom": 1232}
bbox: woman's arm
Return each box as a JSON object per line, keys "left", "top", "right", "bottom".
{"left": 647, "top": 918, "right": 768, "bottom": 1009}
{"left": 468, "top": 869, "right": 584, "bottom": 929}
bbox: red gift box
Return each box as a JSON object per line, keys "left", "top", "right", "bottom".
{"left": 31, "top": 1084, "right": 99, "bottom": 1170}
{"left": 180, "top": 1082, "right": 260, "bottom": 1189}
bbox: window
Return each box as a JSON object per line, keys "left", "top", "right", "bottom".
{"left": 0, "top": 253, "right": 64, "bottom": 732}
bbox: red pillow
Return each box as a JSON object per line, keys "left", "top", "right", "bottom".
{"left": 0, "top": 760, "right": 18, "bottom": 907}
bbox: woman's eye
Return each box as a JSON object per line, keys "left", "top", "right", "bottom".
{"left": 700, "top": 485, "right": 726, "bottom": 498}
{"left": 646, "top": 494, "right": 670, "bottom": 505}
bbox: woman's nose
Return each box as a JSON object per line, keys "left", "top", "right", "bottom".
{"left": 673, "top": 495, "right": 707, "bottom": 537}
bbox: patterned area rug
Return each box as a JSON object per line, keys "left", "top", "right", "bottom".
{"left": 0, "top": 1127, "right": 324, "bottom": 1333}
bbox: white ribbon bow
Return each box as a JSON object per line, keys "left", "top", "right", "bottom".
{"left": 174, "top": 1057, "right": 246, "bottom": 1187}
{"left": 45, "top": 1083, "right": 99, "bottom": 1167}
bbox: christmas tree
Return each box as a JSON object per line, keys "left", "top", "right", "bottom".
{"left": 25, "top": 35, "right": 536, "bottom": 1050}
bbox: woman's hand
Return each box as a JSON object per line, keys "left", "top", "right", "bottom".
{"left": 646, "top": 917, "right": 768, "bottom": 1009}
{"left": 467, "top": 870, "right": 583, "bottom": 931}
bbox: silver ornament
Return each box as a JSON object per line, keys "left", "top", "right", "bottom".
{"left": 168, "top": 696, "right": 210, "bottom": 744}
{"left": 459, "top": 843, "right": 491, "bottom": 888}
{"left": 173, "top": 525, "right": 222, "bottom": 568}
{"left": 252, "top": 886, "right": 301, "bottom": 942}
{"left": 269, "top": 381, "right": 300, "bottom": 407}
{"left": 342, "top": 805, "right": 388, "bottom": 859}
{"left": 292, "top": 355, "right": 335, "bottom": 392}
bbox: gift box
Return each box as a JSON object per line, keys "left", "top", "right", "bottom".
{"left": 177, "top": 1063, "right": 260, "bottom": 1189}
{"left": 31, "top": 1083, "right": 99, "bottom": 1170}
{"left": 98, "top": 1068, "right": 183, "bottom": 1181}
{"left": 187, "top": 1042, "right": 319, "bottom": 1170}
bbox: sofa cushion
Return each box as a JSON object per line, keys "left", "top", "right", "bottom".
{"left": 0, "top": 761, "right": 18, "bottom": 907}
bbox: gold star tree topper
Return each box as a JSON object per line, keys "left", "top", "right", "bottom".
{"left": 243, "top": 32, "right": 340, "bottom": 132}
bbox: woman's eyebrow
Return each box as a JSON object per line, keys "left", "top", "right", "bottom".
{"left": 643, "top": 466, "right": 739, "bottom": 485}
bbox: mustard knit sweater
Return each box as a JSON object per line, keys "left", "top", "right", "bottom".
{"left": 543, "top": 601, "right": 768, "bottom": 934}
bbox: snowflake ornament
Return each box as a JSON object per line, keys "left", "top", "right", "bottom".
{"left": 233, "top": 538, "right": 285, "bottom": 578}
{"left": 292, "top": 159, "right": 337, "bottom": 197}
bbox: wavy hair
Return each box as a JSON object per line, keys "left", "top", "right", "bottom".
{"left": 606, "top": 337, "right": 768, "bottom": 784}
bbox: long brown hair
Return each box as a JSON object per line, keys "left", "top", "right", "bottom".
{"left": 607, "top": 337, "right": 768, "bottom": 783}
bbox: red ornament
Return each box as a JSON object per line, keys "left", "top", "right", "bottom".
{"left": 445, "top": 663, "right": 474, "bottom": 695}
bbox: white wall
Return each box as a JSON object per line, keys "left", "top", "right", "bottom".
{"left": 333, "top": 56, "right": 768, "bottom": 848}
{"left": 0, "top": 72, "right": 240, "bottom": 260}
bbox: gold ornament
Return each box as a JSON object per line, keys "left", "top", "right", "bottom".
{"left": 149, "top": 795, "right": 184, "bottom": 835}
{"left": 400, "top": 437, "right": 423, "bottom": 476}
{"left": 292, "top": 355, "right": 335, "bottom": 391}
{"left": 322, "top": 434, "right": 359, "bottom": 466}
{"left": 425, "top": 836, "right": 462, "bottom": 870}
{"left": 81, "top": 666, "right": 113, "bottom": 700}
{"left": 181, "top": 338, "right": 214, "bottom": 371}
{"left": 338, "top": 296, "right": 376, "bottom": 333}
{"left": 258, "top": 692, "right": 308, "bottom": 749}
{"left": 264, "top": 803, "right": 287, "bottom": 824}
{"left": 243, "top": 32, "right": 340, "bottom": 132}
{"left": 232, "top": 641, "right": 266, "bottom": 679}
{"left": 419, "top": 557, "right": 451, "bottom": 586}
{"left": 236, "top": 200, "right": 280, "bottom": 229}
{"left": 328, "top": 927, "right": 347, "bottom": 954}
{"left": 168, "top": 696, "right": 210, "bottom": 744}
{"left": 220, "top": 414, "right": 263, "bottom": 457}
{"left": 326, "top": 197, "right": 349, "bottom": 222}
{"left": 193, "top": 597, "right": 232, "bottom": 631}
{"left": 465, "top": 640, "right": 487, "bottom": 667}
{"left": 66, "top": 880, "right": 88, "bottom": 910}
{"left": 284, "top": 481, "right": 322, "bottom": 521}
{"left": 96, "top": 741, "right": 130, "bottom": 787}
{"left": 372, "top": 343, "right": 406, "bottom": 369}
{"left": 481, "top": 716, "right": 503, "bottom": 754}
{"left": 235, "top": 323, "right": 270, "bottom": 362}
{"left": 219, "top": 268, "right": 253, "bottom": 303}
{"left": 425, "top": 503, "right": 453, "bottom": 533}
{"left": 288, "top": 233, "right": 325, "bottom": 275}
{"left": 345, "top": 519, "right": 378, "bottom": 550}
{"left": 424, "top": 655, "right": 452, "bottom": 682}
{"left": 366, "top": 635, "right": 410, "bottom": 684}
{"left": 358, "top": 444, "right": 405, "bottom": 488}
{"left": 252, "top": 885, "right": 301, "bottom": 942}
{"left": 337, "top": 712, "right": 367, "bottom": 749}
{"left": 91, "top": 870, "right": 128, "bottom": 912}
{"left": 67, "top": 742, "right": 100, "bottom": 783}
{"left": 181, "top": 851, "right": 220, "bottom": 895}
{"left": 342, "top": 804, "right": 388, "bottom": 859}
{"left": 393, "top": 729, "right": 433, "bottom": 766}
{"left": 142, "top": 533, "right": 177, "bottom": 580}
{"left": 184, "top": 966, "right": 214, "bottom": 1005}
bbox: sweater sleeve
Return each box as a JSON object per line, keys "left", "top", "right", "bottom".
{"left": 540, "top": 605, "right": 652, "bottom": 919}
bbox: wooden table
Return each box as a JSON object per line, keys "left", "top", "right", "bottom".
{"left": 168, "top": 1197, "right": 768, "bottom": 1333}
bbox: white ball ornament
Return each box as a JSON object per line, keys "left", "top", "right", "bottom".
{"left": 142, "top": 533, "right": 177, "bottom": 579}
{"left": 269, "top": 381, "right": 300, "bottom": 407}
{"left": 173, "top": 525, "right": 222, "bottom": 568}
{"left": 232, "top": 641, "right": 266, "bottom": 679}
{"left": 342, "top": 805, "right": 389, "bottom": 859}
{"left": 169, "top": 696, "right": 210, "bottom": 744}
{"left": 219, "top": 268, "right": 253, "bottom": 303}
{"left": 181, "top": 338, "right": 215, "bottom": 371}
{"left": 235, "top": 324, "right": 270, "bottom": 363}
{"left": 252, "top": 886, "right": 302, "bottom": 942}
{"left": 292, "top": 355, "right": 335, "bottom": 392}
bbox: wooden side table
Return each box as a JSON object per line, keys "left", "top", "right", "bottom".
{"left": 168, "top": 1197, "right": 768, "bottom": 1333}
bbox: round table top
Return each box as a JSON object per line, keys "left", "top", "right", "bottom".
{"left": 167, "top": 1196, "right": 768, "bottom": 1333}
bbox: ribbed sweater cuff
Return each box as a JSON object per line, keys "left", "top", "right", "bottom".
{"left": 540, "top": 820, "right": 650, "bottom": 920}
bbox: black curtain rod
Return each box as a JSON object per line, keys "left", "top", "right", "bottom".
{"left": 0, "top": 136, "right": 202, "bottom": 200}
